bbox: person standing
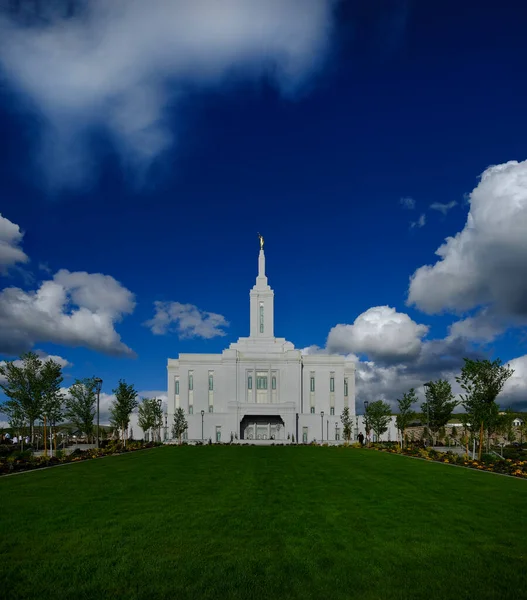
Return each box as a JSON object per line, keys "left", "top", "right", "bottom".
{"left": 358, "top": 432, "right": 365, "bottom": 446}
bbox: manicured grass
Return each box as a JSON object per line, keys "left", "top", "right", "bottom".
{"left": 1, "top": 446, "right": 526, "bottom": 600}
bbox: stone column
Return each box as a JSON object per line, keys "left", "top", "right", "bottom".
{"left": 268, "top": 423, "right": 271, "bottom": 439}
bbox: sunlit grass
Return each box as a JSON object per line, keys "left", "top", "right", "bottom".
{"left": 1, "top": 446, "right": 526, "bottom": 600}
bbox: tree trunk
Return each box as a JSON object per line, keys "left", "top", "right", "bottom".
{"left": 30, "top": 420, "right": 35, "bottom": 444}
{"left": 478, "top": 421, "right": 484, "bottom": 461}
{"left": 43, "top": 416, "right": 47, "bottom": 457}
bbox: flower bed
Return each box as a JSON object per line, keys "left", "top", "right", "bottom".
{"left": 0, "top": 441, "right": 161, "bottom": 476}
{"left": 372, "top": 444, "right": 527, "bottom": 479}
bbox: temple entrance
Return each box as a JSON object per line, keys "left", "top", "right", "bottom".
{"left": 240, "top": 415, "right": 285, "bottom": 440}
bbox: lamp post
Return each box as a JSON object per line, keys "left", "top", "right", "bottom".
{"left": 364, "top": 401, "right": 369, "bottom": 445}
{"left": 335, "top": 421, "right": 338, "bottom": 441}
{"left": 327, "top": 419, "right": 329, "bottom": 441}
{"left": 201, "top": 410, "right": 205, "bottom": 441}
{"left": 94, "top": 378, "right": 103, "bottom": 449}
{"left": 321, "top": 411, "right": 324, "bottom": 442}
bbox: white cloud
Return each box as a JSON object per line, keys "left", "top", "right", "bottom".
{"left": 499, "top": 355, "right": 527, "bottom": 411}
{"left": 408, "top": 160, "right": 527, "bottom": 321}
{"left": 430, "top": 201, "right": 457, "bottom": 215}
{"left": 0, "top": 213, "right": 29, "bottom": 273}
{"left": 0, "top": 0, "right": 338, "bottom": 188}
{"left": 410, "top": 213, "right": 426, "bottom": 229}
{"left": 145, "top": 301, "right": 229, "bottom": 339}
{"left": 0, "top": 269, "right": 136, "bottom": 356}
{"left": 326, "top": 306, "right": 429, "bottom": 363}
{"left": 0, "top": 351, "right": 72, "bottom": 384}
{"left": 400, "top": 196, "right": 415, "bottom": 209}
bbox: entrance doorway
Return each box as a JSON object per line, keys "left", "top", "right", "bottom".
{"left": 240, "top": 415, "right": 285, "bottom": 440}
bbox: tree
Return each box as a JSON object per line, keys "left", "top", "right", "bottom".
{"left": 0, "top": 352, "right": 64, "bottom": 442}
{"left": 172, "top": 408, "right": 188, "bottom": 445}
{"left": 421, "top": 380, "right": 457, "bottom": 446}
{"left": 138, "top": 397, "right": 164, "bottom": 441}
{"left": 109, "top": 380, "right": 138, "bottom": 446}
{"left": 138, "top": 398, "right": 154, "bottom": 441}
{"left": 456, "top": 358, "right": 514, "bottom": 460}
{"left": 150, "top": 398, "right": 164, "bottom": 442}
{"left": 340, "top": 406, "right": 352, "bottom": 443}
{"left": 40, "top": 359, "right": 65, "bottom": 454}
{"left": 451, "top": 425, "right": 458, "bottom": 440}
{"left": 365, "top": 400, "right": 392, "bottom": 443}
{"left": 395, "top": 389, "right": 417, "bottom": 448}
{"left": 65, "top": 378, "right": 97, "bottom": 442}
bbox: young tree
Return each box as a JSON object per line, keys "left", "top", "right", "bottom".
{"left": 0, "top": 352, "right": 64, "bottom": 443}
{"left": 366, "top": 400, "right": 392, "bottom": 443}
{"left": 172, "top": 407, "right": 188, "bottom": 445}
{"left": 456, "top": 358, "right": 514, "bottom": 460}
{"left": 109, "top": 380, "right": 138, "bottom": 446}
{"left": 138, "top": 398, "right": 154, "bottom": 441}
{"left": 40, "top": 359, "right": 65, "bottom": 454}
{"left": 340, "top": 406, "right": 352, "bottom": 443}
{"left": 421, "top": 380, "right": 457, "bottom": 446}
{"left": 65, "top": 378, "right": 97, "bottom": 442}
{"left": 138, "top": 398, "right": 164, "bottom": 441}
{"left": 150, "top": 398, "right": 164, "bottom": 442}
{"left": 395, "top": 389, "right": 417, "bottom": 448}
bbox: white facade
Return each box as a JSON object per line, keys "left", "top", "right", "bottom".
{"left": 167, "top": 243, "right": 356, "bottom": 443}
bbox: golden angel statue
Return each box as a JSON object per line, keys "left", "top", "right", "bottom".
{"left": 258, "top": 232, "right": 264, "bottom": 250}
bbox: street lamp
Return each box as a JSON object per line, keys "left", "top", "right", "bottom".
{"left": 364, "top": 401, "right": 369, "bottom": 444}
{"left": 335, "top": 421, "right": 338, "bottom": 441}
{"left": 94, "top": 378, "right": 103, "bottom": 449}
{"left": 321, "top": 411, "right": 324, "bottom": 442}
{"left": 201, "top": 409, "right": 205, "bottom": 441}
{"left": 327, "top": 419, "right": 329, "bottom": 441}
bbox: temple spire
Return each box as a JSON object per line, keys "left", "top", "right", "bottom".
{"left": 250, "top": 234, "right": 274, "bottom": 338}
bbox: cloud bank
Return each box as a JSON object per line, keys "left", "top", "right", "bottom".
{"left": 0, "top": 0, "right": 338, "bottom": 187}
{"left": 0, "top": 269, "right": 136, "bottom": 357}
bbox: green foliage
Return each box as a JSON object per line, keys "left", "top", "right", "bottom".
{"left": 138, "top": 397, "right": 164, "bottom": 441}
{"left": 421, "top": 380, "right": 457, "bottom": 441}
{"left": 0, "top": 352, "right": 64, "bottom": 441}
{"left": 172, "top": 407, "right": 188, "bottom": 444}
{"left": 40, "top": 360, "right": 65, "bottom": 426}
{"left": 456, "top": 358, "right": 514, "bottom": 433}
{"left": 340, "top": 406, "right": 353, "bottom": 442}
{"left": 65, "top": 378, "right": 97, "bottom": 441}
{"left": 451, "top": 425, "right": 458, "bottom": 439}
{"left": 109, "top": 380, "right": 138, "bottom": 445}
{"left": 395, "top": 389, "right": 417, "bottom": 446}
{"left": 365, "top": 400, "right": 392, "bottom": 441}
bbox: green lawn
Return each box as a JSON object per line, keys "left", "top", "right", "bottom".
{"left": 1, "top": 446, "right": 526, "bottom": 600}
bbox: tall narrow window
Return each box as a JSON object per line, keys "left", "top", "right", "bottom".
{"left": 330, "top": 407, "right": 335, "bottom": 416}
{"left": 310, "top": 406, "right": 315, "bottom": 414}
{"left": 259, "top": 302, "right": 264, "bottom": 333}
{"left": 330, "top": 377, "right": 335, "bottom": 392}
{"left": 272, "top": 376, "right": 276, "bottom": 390}
{"left": 188, "top": 372, "right": 193, "bottom": 391}
{"left": 248, "top": 376, "right": 253, "bottom": 390}
{"left": 189, "top": 405, "right": 193, "bottom": 415}
{"left": 208, "top": 373, "right": 214, "bottom": 391}
{"left": 344, "top": 378, "right": 348, "bottom": 397}
{"left": 175, "top": 379, "right": 180, "bottom": 395}
{"left": 310, "top": 376, "right": 315, "bottom": 392}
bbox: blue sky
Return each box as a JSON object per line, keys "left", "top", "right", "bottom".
{"left": 1, "top": 0, "right": 527, "bottom": 414}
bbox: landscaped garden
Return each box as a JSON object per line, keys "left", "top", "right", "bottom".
{"left": 1, "top": 445, "right": 526, "bottom": 600}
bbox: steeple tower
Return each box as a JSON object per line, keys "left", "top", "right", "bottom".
{"left": 250, "top": 234, "right": 274, "bottom": 338}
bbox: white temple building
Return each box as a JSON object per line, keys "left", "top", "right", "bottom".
{"left": 167, "top": 239, "right": 356, "bottom": 443}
